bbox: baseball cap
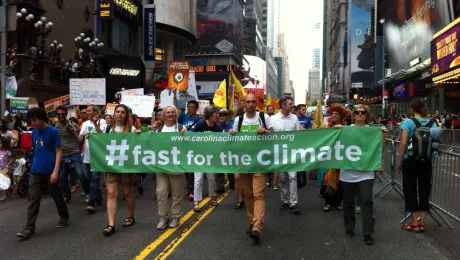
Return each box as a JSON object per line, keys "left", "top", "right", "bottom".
{"left": 219, "top": 109, "right": 229, "bottom": 115}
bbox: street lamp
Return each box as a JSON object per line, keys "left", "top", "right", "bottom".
{"left": 49, "top": 40, "right": 63, "bottom": 59}
{"left": 16, "top": 9, "right": 35, "bottom": 53}
{"left": 74, "top": 33, "right": 104, "bottom": 74}
{"left": 380, "top": 18, "right": 386, "bottom": 117}
{"left": 34, "top": 16, "right": 53, "bottom": 59}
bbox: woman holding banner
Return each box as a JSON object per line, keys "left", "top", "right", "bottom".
{"left": 338, "top": 104, "right": 387, "bottom": 245}
{"left": 153, "top": 105, "right": 187, "bottom": 230}
{"left": 102, "top": 104, "right": 141, "bottom": 237}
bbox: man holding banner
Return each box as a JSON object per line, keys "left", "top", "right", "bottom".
{"left": 271, "top": 96, "right": 301, "bottom": 215}
{"left": 229, "top": 93, "right": 273, "bottom": 243}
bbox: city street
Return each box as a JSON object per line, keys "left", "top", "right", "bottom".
{"left": 0, "top": 178, "right": 459, "bottom": 260}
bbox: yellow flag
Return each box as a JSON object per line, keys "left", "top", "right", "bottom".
{"left": 265, "top": 93, "right": 272, "bottom": 107}
{"left": 213, "top": 79, "right": 227, "bottom": 108}
{"left": 313, "top": 99, "right": 324, "bottom": 129}
{"left": 231, "top": 71, "right": 247, "bottom": 102}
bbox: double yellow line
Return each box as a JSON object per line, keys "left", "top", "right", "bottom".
{"left": 135, "top": 188, "right": 231, "bottom": 260}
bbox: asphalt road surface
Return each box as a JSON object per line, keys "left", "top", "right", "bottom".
{"left": 0, "top": 177, "right": 459, "bottom": 260}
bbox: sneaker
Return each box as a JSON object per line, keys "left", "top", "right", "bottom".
{"left": 364, "top": 235, "right": 375, "bottom": 245}
{"left": 80, "top": 192, "right": 85, "bottom": 196}
{"left": 169, "top": 217, "right": 180, "bottom": 228}
{"left": 356, "top": 206, "right": 361, "bottom": 214}
{"left": 346, "top": 229, "right": 355, "bottom": 237}
{"left": 65, "top": 197, "right": 72, "bottom": 203}
{"left": 55, "top": 218, "right": 69, "bottom": 228}
{"left": 157, "top": 217, "right": 169, "bottom": 230}
{"left": 289, "top": 204, "right": 301, "bottom": 215}
{"left": 85, "top": 194, "right": 89, "bottom": 203}
{"left": 246, "top": 224, "right": 253, "bottom": 234}
{"left": 188, "top": 193, "right": 194, "bottom": 201}
{"left": 17, "top": 227, "right": 35, "bottom": 239}
{"left": 273, "top": 186, "right": 278, "bottom": 191}
{"left": 250, "top": 230, "right": 261, "bottom": 242}
{"left": 280, "top": 203, "right": 289, "bottom": 210}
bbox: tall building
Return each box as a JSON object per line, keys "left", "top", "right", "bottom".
{"left": 274, "top": 56, "right": 284, "bottom": 98}
{"left": 290, "top": 80, "right": 295, "bottom": 103}
{"left": 308, "top": 68, "right": 321, "bottom": 102}
{"left": 312, "top": 48, "right": 321, "bottom": 69}
{"left": 261, "top": 0, "right": 275, "bottom": 48}
{"left": 243, "top": 0, "right": 265, "bottom": 58}
{"left": 275, "top": 33, "right": 290, "bottom": 95}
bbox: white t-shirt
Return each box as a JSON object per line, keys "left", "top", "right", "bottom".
{"left": 80, "top": 119, "right": 107, "bottom": 163}
{"left": 109, "top": 125, "right": 136, "bottom": 133}
{"left": 13, "top": 158, "right": 26, "bottom": 176}
{"left": 232, "top": 113, "right": 273, "bottom": 132}
{"left": 161, "top": 124, "right": 181, "bottom": 132}
{"left": 340, "top": 124, "right": 375, "bottom": 183}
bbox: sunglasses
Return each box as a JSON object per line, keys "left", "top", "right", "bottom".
{"left": 354, "top": 110, "right": 368, "bottom": 115}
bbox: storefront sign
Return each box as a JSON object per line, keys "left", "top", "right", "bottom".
{"left": 109, "top": 68, "right": 140, "bottom": 76}
{"left": 432, "top": 18, "right": 460, "bottom": 76}
{"left": 143, "top": 4, "right": 155, "bottom": 68}
{"left": 114, "top": 0, "right": 138, "bottom": 16}
{"left": 98, "top": 0, "right": 114, "bottom": 20}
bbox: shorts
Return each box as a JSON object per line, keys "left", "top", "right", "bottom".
{"left": 105, "top": 173, "right": 134, "bottom": 186}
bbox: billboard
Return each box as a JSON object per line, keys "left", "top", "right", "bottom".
{"left": 242, "top": 55, "right": 266, "bottom": 94}
{"left": 382, "top": 0, "right": 452, "bottom": 72}
{"left": 348, "top": 0, "right": 375, "bottom": 90}
{"left": 143, "top": 4, "right": 156, "bottom": 68}
{"left": 190, "top": 0, "right": 244, "bottom": 61}
{"left": 431, "top": 18, "right": 460, "bottom": 76}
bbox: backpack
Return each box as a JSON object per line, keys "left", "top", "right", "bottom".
{"left": 157, "top": 124, "right": 184, "bottom": 132}
{"left": 237, "top": 112, "right": 267, "bottom": 131}
{"left": 408, "top": 118, "right": 434, "bottom": 161}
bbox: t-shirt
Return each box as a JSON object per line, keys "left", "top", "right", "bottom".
{"left": 194, "top": 120, "right": 222, "bottom": 133}
{"left": 161, "top": 124, "right": 181, "bottom": 133}
{"left": 31, "top": 125, "right": 62, "bottom": 174}
{"left": 400, "top": 117, "right": 438, "bottom": 159}
{"left": 179, "top": 112, "right": 201, "bottom": 131}
{"left": 54, "top": 120, "right": 81, "bottom": 156}
{"left": 297, "top": 115, "right": 313, "bottom": 129}
{"left": 0, "top": 150, "right": 12, "bottom": 171}
{"left": 109, "top": 125, "right": 136, "bottom": 133}
{"left": 13, "top": 158, "right": 26, "bottom": 176}
{"left": 80, "top": 119, "right": 107, "bottom": 163}
{"left": 340, "top": 124, "right": 375, "bottom": 182}
{"left": 232, "top": 113, "right": 273, "bottom": 133}
{"left": 217, "top": 122, "right": 233, "bottom": 132}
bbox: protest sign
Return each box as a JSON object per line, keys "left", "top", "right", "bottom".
{"left": 69, "top": 78, "right": 106, "bottom": 105}
{"left": 121, "top": 88, "right": 144, "bottom": 97}
{"left": 9, "top": 97, "right": 38, "bottom": 114}
{"left": 121, "top": 95, "right": 156, "bottom": 117}
{"left": 89, "top": 127, "right": 382, "bottom": 174}
{"left": 44, "top": 95, "right": 79, "bottom": 124}
{"left": 105, "top": 103, "right": 117, "bottom": 116}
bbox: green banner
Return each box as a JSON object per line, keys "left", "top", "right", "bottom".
{"left": 89, "top": 127, "right": 382, "bottom": 173}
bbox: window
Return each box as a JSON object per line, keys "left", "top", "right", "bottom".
{"left": 155, "top": 41, "right": 166, "bottom": 74}
{"left": 174, "top": 42, "right": 182, "bottom": 60}
{"left": 111, "top": 19, "right": 130, "bottom": 54}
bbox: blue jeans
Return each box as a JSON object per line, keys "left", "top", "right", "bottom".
{"left": 59, "top": 152, "right": 88, "bottom": 199}
{"left": 85, "top": 163, "right": 102, "bottom": 206}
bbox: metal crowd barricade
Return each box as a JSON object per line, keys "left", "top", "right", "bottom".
{"left": 377, "top": 130, "right": 460, "bottom": 229}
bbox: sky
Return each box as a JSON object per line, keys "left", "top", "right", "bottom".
{"left": 278, "top": 0, "right": 323, "bottom": 104}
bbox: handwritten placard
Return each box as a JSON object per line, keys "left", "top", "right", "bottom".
{"left": 121, "top": 88, "right": 144, "bottom": 97}
{"left": 70, "top": 78, "right": 106, "bottom": 105}
{"left": 105, "top": 103, "right": 117, "bottom": 116}
{"left": 121, "top": 95, "right": 155, "bottom": 117}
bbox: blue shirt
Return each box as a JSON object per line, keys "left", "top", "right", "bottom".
{"left": 297, "top": 115, "right": 312, "bottom": 129}
{"left": 179, "top": 112, "right": 202, "bottom": 131}
{"left": 32, "top": 125, "right": 62, "bottom": 174}
{"left": 400, "top": 117, "right": 437, "bottom": 159}
{"left": 217, "top": 122, "right": 234, "bottom": 132}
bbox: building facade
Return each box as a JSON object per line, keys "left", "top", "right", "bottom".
{"left": 262, "top": 0, "right": 275, "bottom": 49}
{"left": 274, "top": 56, "right": 284, "bottom": 98}
{"left": 265, "top": 47, "right": 278, "bottom": 98}
{"left": 312, "top": 48, "right": 320, "bottom": 69}
{"left": 275, "top": 33, "right": 290, "bottom": 95}
{"left": 308, "top": 68, "right": 321, "bottom": 102}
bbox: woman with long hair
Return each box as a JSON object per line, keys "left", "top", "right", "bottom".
{"left": 339, "top": 104, "right": 387, "bottom": 245}
{"left": 320, "top": 104, "right": 349, "bottom": 212}
{"left": 154, "top": 105, "right": 187, "bottom": 230}
{"left": 398, "top": 98, "right": 437, "bottom": 232}
{"left": 102, "top": 104, "right": 141, "bottom": 236}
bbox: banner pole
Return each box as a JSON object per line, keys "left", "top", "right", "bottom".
{"left": 226, "top": 71, "right": 231, "bottom": 110}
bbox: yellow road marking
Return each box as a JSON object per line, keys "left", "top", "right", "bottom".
{"left": 153, "top": 189, "right": 232, "bottom": 260}
{"left": 134, "top": 198, "right": 211, "bottom": 260}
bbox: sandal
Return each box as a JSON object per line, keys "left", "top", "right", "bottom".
{"left": 235, "top": 201, "right": 244, "bottom": 210}
{"left": 401, "top": 223, "right": 420, "bottom": 232}
{"left": 323, "top": 205, "right": 331, "bottom": 212}
{"left": 418, "top": 224, "right": 425, "bottom": 232}
{"left": 102, "top": 225, "right": 116, "bottom": 236}
{"left": 122, "top": 217, "right": 136, "bottom": 227}
{"left": 193, "top": 203, "right": 201, "bottom": 213}
{"left": 86, "top": 205, "right": 96, "bottom": 214}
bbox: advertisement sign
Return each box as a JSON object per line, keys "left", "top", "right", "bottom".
{"left": 167, "top": 60, "right": 190, "bottom": 92}
{"left": 121, "top": 95, "right": 156, "bottom": 117}
{"left": 69, "top": 78, "right": 106, "bottom": 105}
{"left": 44, "top": 95, "right": 80, "bottom": 124}
{"left": 243, "top": 55, "right": 267, "bottom": 94}
{"left": 382, "top": 0, "right": 452, "bottom": 73}
{"left": 9, "top": 97, "right": 38, "bottom": 114}
{"left": 143, "top": 4, "right": 155, "bottom": 68}
{"left": 190, "top": 0, "right": 244, "bottom": 61}
{"left": 98, "top": 0, "right": 114, "bottom": 20}
{"left": 347, "top": 1, "right": 374, "bottom": 91}
{"left": 431, "top": 18, "right": 460, "bottom": 75}
{"left": 104, "top": 55, "right": 144, "bottom": 90}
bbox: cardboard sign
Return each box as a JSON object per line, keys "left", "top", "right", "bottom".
{"left": 105, "top": 103, "right": 117, "bottom": 116}
{"left": 121, "top": 88, "right": 144, "bottom": 97}
{"left": 121, "top": 95, "right": 156, "bottom": 117}
{"left": 69, "top": 78, "right": 106, "bottom": 105}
